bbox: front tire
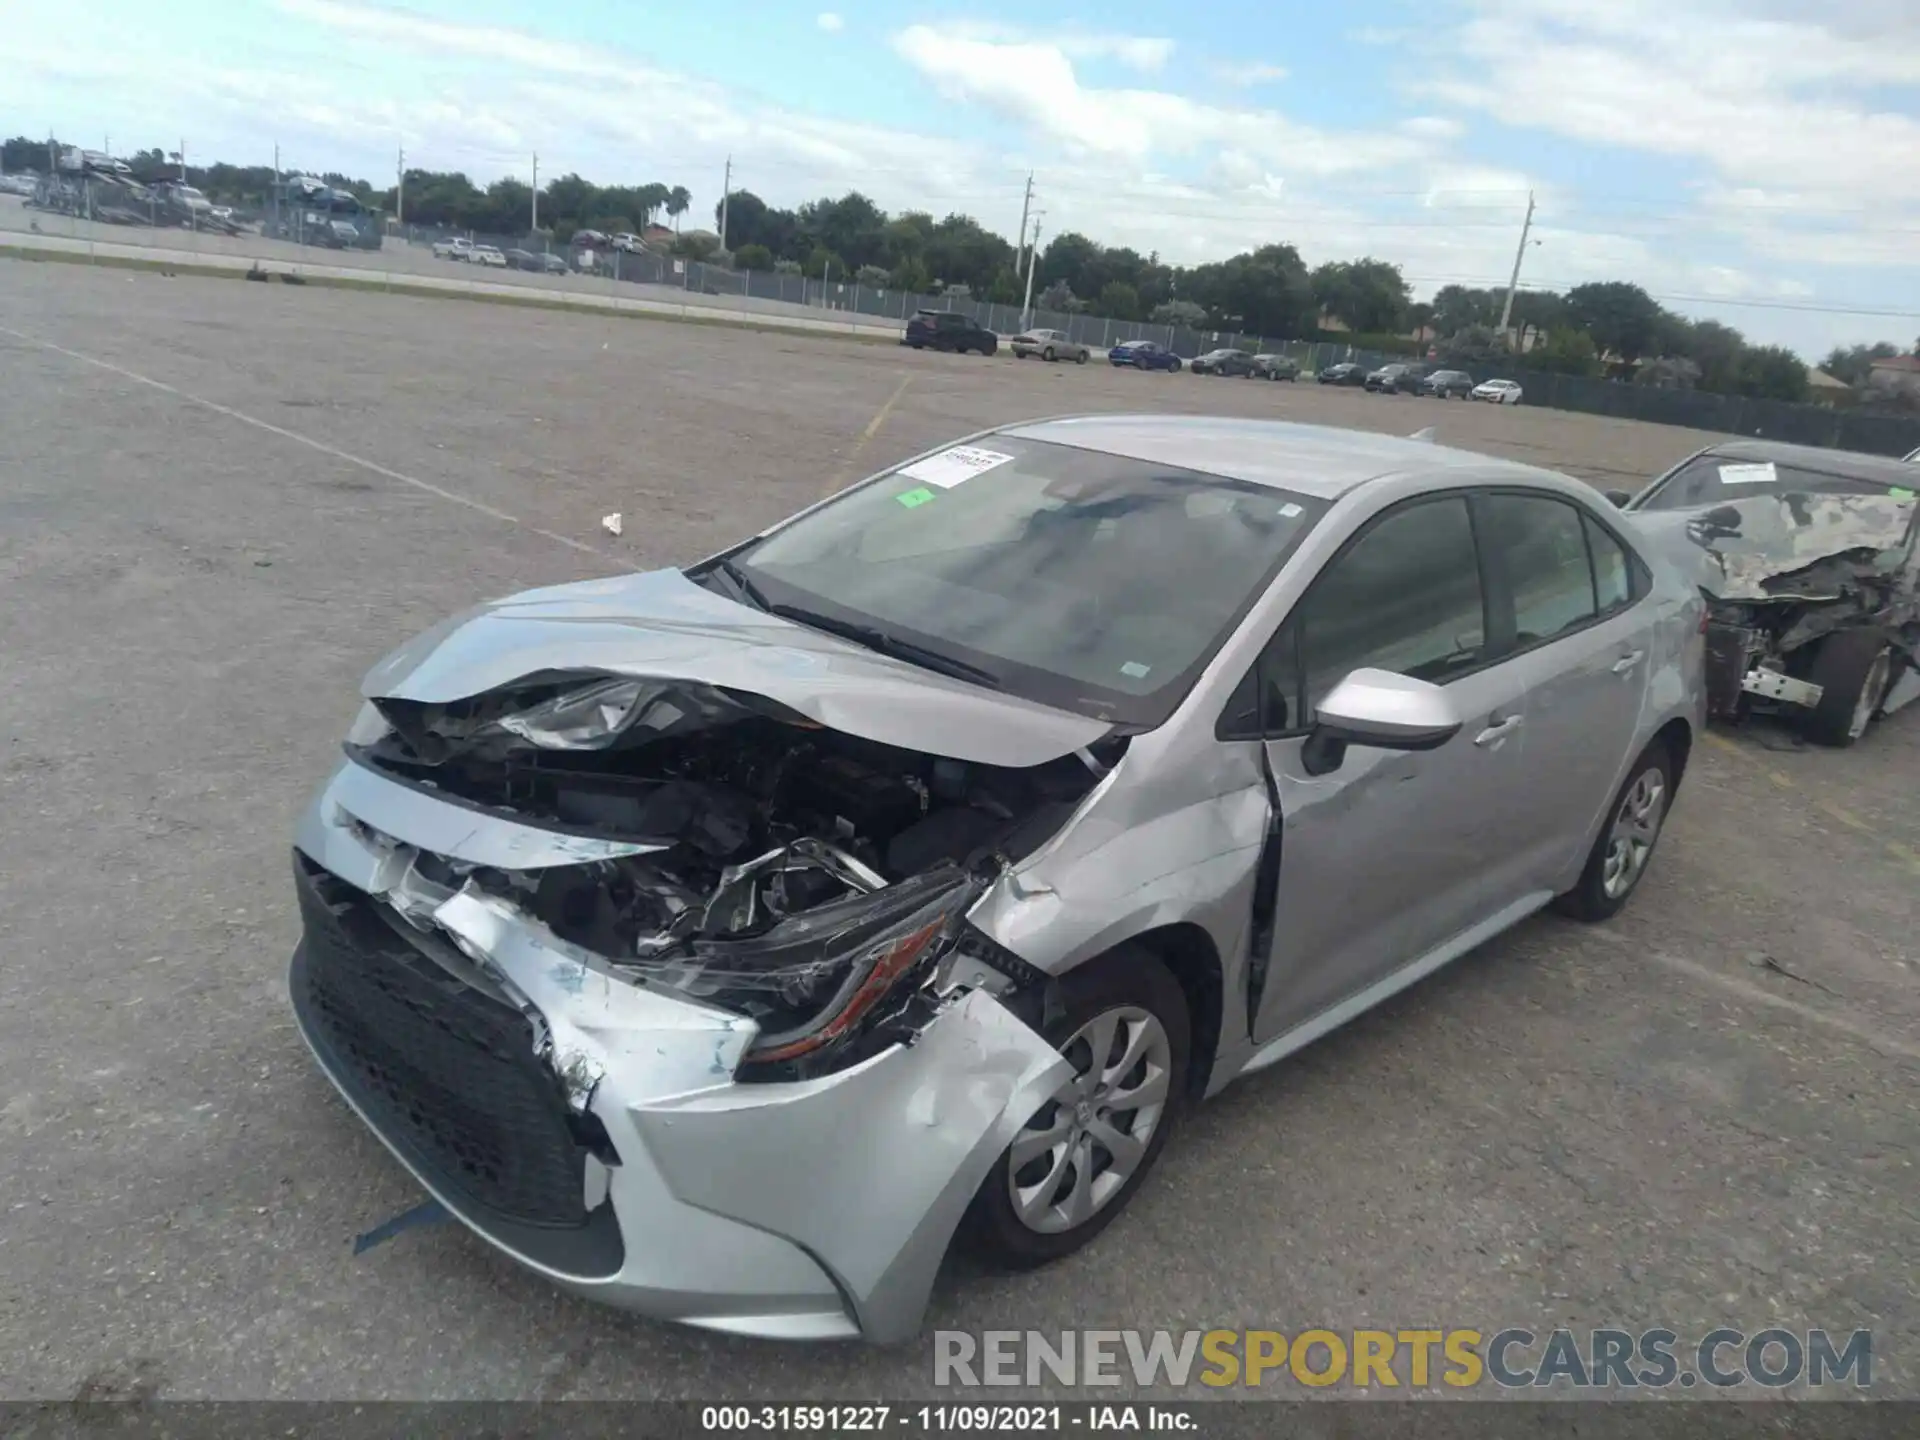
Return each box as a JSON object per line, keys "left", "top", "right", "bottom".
{"left": 961, "top": 945, "right": 1189, "bottom": 1268}
{"left": 1802, "top": 630, "right": 1895, "bottom": 747}
{"left": 1553, "top": 739, "right": 1673, "bottom": 922}
{"left": 1076, "top": 350, "right": 1087, "bottom": 364}
{"left": 1043, "top": 346, "right": 1056, "bottom": 361}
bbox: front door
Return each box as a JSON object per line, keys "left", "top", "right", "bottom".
{"left": 1243, "top": 494, "right": 1542, "bottom": 1043}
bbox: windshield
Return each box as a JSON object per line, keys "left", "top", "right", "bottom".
{"left": 1634, "top": 453, "right": 1917, "bottom": 512}
{"left": 724, "top": 435, "right": 1326, "bottom": 726}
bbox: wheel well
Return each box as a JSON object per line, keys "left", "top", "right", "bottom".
{"left": 1654, "top": 717, "right": 1693, "bottom": 793}
{"left": 1124, "top": 924, "right": 1223, "bottom": 1102}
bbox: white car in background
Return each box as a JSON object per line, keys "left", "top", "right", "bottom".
{"left": 1472, "top": 379, "right": 1524, "bottom": 405}
{"left": 611, "top": 233, "right": 644, "bottom": 253}
{"left": 433, "top": 236, "right": 475, "bottom": 261}
{"left": 470, "top": 245, "right": 507, "bottom": 268}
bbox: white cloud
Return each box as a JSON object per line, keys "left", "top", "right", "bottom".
{"left": 1398, "top": 115, "right": 1464, "bottom": 142}
{"left": 921, "top": 21, "right": 1174, "bottom": 72}
{"left": 1415, "top": 0, "right": 1920, "bottom": 206}
{"left": 891, "top": 24, "right": 1430, "bottom": 172}
{"left": 815, "top": 12, "right": 844, "bottom": 33}
{"left": 1211, "top": 60, "right": 1289, "bottom": 87}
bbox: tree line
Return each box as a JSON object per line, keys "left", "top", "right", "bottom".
{"left": 10, "top": 134, "right": 1914, "bottom": 405}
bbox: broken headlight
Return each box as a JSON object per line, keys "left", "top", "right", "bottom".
{"left": 623, "top": 864, "right": 978, "bottom": 1065}
{"left": 344, "top": 700, "right": 394, "bottom": 747}
{"left": 495, "top": 676, "right": 650, "bottom": 749}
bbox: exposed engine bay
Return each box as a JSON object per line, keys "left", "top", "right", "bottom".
{"left": 346, "top": 673, "right": 1110, "bottom": 1073}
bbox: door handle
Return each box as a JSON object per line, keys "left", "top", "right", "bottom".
{"left": 1474, "top": 714, "right": 1523, "bottom": 747}
{"left": 1612, "top": 650, "right": 1645, "bottom": 674}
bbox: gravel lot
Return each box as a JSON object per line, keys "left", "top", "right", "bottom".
{"left": 2, "top": 263, "right": 1916, "bottom": 1403}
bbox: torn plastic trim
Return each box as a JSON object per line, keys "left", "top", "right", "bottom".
{"left": 315, "top": 755, "right": 666, "bottom": 871}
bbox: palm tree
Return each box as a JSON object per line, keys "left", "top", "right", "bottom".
{"left": 667, "top": 185, "right": 691, "bottom": 234}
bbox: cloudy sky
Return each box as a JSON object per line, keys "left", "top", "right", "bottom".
{"left": 11, "top": 0, "right": 1920, "bottom": 355}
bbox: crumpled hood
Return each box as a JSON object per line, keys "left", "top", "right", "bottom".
{"left": 360, "top": 567, "right": 1113, "bottom": 768}
{"left": 1627, "top": 493, "right": 1915, "bottom": 602}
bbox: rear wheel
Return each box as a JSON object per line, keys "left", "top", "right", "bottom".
{"left": 1553, "top": 739, "right": 1673, "bottom": 922}
{"left": 1076, "top": 350, "right": 1087, "bottom": 364}
{"left": 1802, "top": 630, "right": 1895, "bottom": 747}
{"left": 961, "top": 944, "right": 1189, "bottom": 1268}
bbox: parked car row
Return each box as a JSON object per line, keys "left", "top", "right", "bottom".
{"left": 900, "top": 321, "right": 1526, "bottom": 405}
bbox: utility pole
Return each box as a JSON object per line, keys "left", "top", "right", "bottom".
{"left": 1020, "top": 213, "right": 1044, "bottom": 330}
{"left": 396, "top": 145, "right": 404, "bottom": 226}
{"left": 272, "top": 142, "right": 280, "bottom": 237}
{"left": 531, "top": 152, "right": 539, "bottom": 232}
{"left": 1497, "top": 190, "right": 1537, "bottom": 340}
{"left": 718, "top": 155, "right": 732, "bottom": 249}
{"left": 179, "top": 139, "right": 187, "bottom": 181}
{"left": 1013, "top": 171, "right": 1033, "bottom": 278}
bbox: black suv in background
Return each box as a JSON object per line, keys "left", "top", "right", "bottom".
{"left": 1318, "top": 362, "right": 1366, "bottom": 386}
{"left": 1421, "top": 369, "right": 1475, "bottom": 399}
{"left": 903, "top": 310, "right": 999, "bottom": 355}
{"left": 1365, "top": 362, "right": 1430, "bottom": 394}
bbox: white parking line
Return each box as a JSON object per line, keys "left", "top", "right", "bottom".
{"left": 1586, "top": 927, "right": 1920, "bottom": 1064}
{"left": 0, "top": 323, "right": 612, "bottom": 560}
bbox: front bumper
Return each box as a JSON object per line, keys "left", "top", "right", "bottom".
{"left": 289, "top": 757, "right": 1069, "bottom": 1342}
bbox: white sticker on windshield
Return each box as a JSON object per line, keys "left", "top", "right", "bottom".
{"left": 1719, "top": 462, "right": 1778, "bottom": 485}
{"left": 897, "top": 445, "right": 1015, "bottom": 490}
{"left": 1276, "top": 502, "right": 1303, "bottom": 518}
{"left": 1120, "top": 661, "right": 1152, "bottom": 679}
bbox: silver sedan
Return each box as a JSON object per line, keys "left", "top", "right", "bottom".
{"left": 288, "top": 416, "right": 1705, "bottom": 1343}
{"left": 1010, "top": 328, "right": 1090, "bottom": 363}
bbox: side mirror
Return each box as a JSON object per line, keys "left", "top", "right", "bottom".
{"left": 1303, "top": 669, "right": 1464, "bottom": 776}
{"left": 1604, "top": 488, "right": 1634, "bottom": 508}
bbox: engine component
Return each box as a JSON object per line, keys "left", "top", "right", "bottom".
{"left": 787, "top": 754, "right": 927, "bottom": 842}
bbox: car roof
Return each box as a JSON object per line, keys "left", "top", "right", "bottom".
{"left": 1692, "top": 438, "right": 1920, "bottom": 482}
{"left": 997, "top": 415, "right": 1564, "bottom": 498}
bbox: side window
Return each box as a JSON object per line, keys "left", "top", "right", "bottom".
{"left": 1584, "top": 513, "right": 1633, "bottom": 613}
{"left": 1297, "top": 496, "right": 1486, "bottom": 720}
{"left": 1480, "top": 493, "right": 1597, "bottom": 645}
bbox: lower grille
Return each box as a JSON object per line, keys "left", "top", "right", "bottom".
{"left": 291, "top": 856, "right": 593, "bottom": 1230}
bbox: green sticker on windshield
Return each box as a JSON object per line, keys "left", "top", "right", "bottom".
{"left": 895, "top": 487, "right": 936, "bottom": 509}
{"left": 1892, "top": 487, "right": 1915, "bottom": 500}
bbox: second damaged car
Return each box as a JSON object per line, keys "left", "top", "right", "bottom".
{"left": 1620, "top": 439, "right": 1920, "bottom": 745}
{"left": 291, "top": 416, "right": 1703, "bottom": 1343}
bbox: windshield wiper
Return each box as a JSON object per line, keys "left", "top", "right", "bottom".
{"left": 766, "top": 603, "right": 1003, "bottom": 689}
{"left": 707, "top": 556, "right": 771, "bottom": 612}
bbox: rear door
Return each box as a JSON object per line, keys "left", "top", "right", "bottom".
{"left": 1473, "top": 490, "right": 1654, "bottom": 883}
{"left": 1240, "top": 493, "right": 1541, "bottom": 1041}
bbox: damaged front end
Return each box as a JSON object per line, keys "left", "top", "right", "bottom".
{"left": 292, "top": 660, "right": 1105, "bottom": 1340}
{"left": 1636, "top": 493, "right": 1919, "bottom": 720}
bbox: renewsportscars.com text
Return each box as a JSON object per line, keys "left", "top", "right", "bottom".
{"left": 933, "top": 1328, "right": 1873, "bottom": 1390}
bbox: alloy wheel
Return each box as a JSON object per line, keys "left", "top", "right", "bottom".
{"left": 1008, "top": 1006, "right": 1172, "bottom": 1234}
{"left": 1601, "top": 767, "right": 1667, "bottom": 900}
